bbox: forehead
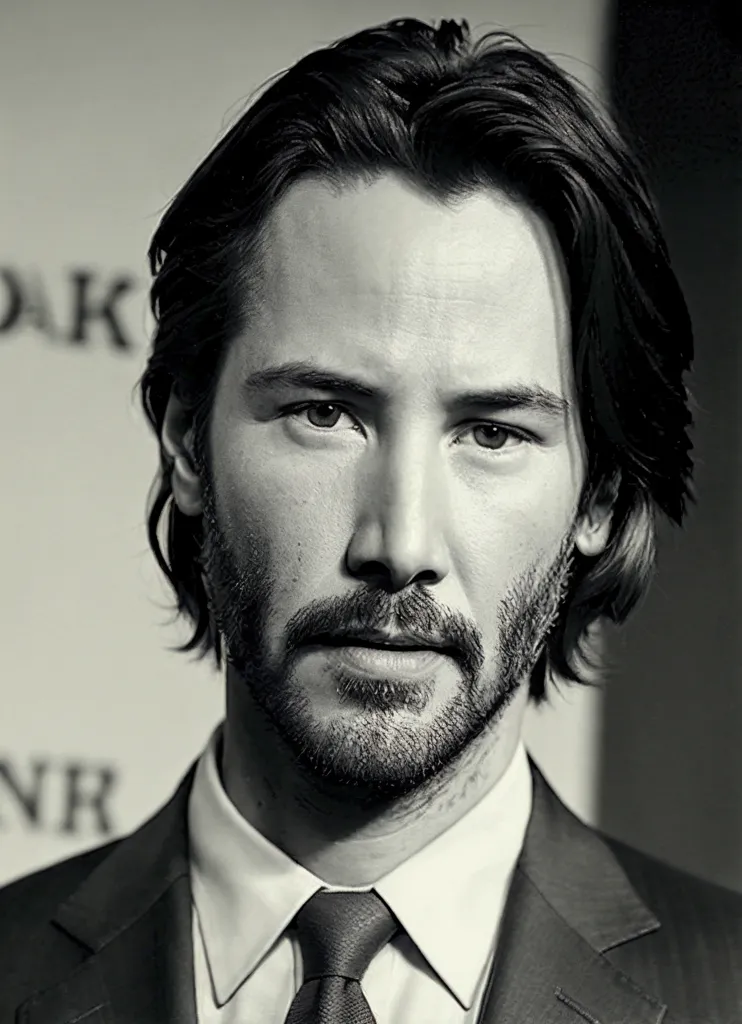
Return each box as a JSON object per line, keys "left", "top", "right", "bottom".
{"left": 240, "top": 174, "right": 571, "bottom": 395}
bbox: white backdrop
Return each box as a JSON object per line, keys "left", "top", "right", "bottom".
{"left": 0, "top": 0, "right": 608, "bottom": 886}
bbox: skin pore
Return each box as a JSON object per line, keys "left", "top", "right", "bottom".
{"left": 164, "top": 174, "right": 611, "bottom": 886}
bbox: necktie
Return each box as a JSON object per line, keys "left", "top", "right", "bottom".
{"left": 284, "top": 890, "right": 399, "bottom": 1024}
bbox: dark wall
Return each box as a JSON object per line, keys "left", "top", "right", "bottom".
{"left": 599, "top": 0, "right": 741, "bottom": 890}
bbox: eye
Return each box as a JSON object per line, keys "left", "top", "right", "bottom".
{"left": 287, "top": 402, "right": 360, "bottom": 431}
{"left": 457, "top": 423, "right": 528, "bottom": 451}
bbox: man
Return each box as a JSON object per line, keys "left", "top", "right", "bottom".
{"left": 2, "top": 16, "right": 741, "bottom": 1024}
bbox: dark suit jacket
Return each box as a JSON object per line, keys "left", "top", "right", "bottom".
{"left": 2, "top": 761, "right": 742, "bottom": 1024}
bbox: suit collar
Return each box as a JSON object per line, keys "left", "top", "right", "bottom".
{"left": 475, "top": 760, "right": 666, "bottom": 1024}
{"left": 20, "top": 758, "right": 667, "bottom": 1024}
{"left": 52, "top": 767, "right": 194, "bottom": 954}
{"left": 480, "top": 866, "right": 666, "bottom": 1024}
{"left": 522, "top": 757, "right": 661, "bottom": 953}
{"left": 21, "top": 767, "right": 198, "bottom": 1024}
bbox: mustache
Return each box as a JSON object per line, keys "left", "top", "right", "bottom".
{"left": 283, "top": 584, "right": 485, "bottom": 684}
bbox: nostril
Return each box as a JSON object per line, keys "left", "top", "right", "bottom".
{"left": 354, "top": 560, "right": 396, "bottom": 590}
{"left": 358, "top": 561, "right": 389, "bottom": 578}
{"left": 414, "top": 568, "right": 440, "bottom": 584}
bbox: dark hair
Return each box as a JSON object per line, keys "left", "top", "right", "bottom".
{"left": 140, "top": 18, "right": 694, "bottom": 702}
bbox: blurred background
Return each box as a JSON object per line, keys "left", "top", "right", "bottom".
{"left": 0, "top": 0, "right": 739, "bottom": 889}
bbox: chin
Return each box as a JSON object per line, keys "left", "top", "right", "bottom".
{"left": 270, "top": 682, "right": 501, "bottom": 801}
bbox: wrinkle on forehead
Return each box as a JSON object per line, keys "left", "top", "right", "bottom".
{"left": 262, "top": 174, "right": 566, "bottom": 305}
{"left": 238, "top": 173, "right": 573, "bottom": 410}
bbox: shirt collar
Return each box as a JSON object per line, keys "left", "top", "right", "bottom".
{"left": 189, "top": 724, "right": 532, "bottom": 1008}
{"left": 375, "top": 741, "right": 532, "bottom": 1006}
{"left": 189, "top": 728, "right": 321, "bottom": 1004}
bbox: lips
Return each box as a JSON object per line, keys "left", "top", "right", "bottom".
{"left": 330, "top": 644, "right": 445, "bottom": 678}
{"left": 301, "top": 630, "right": 456, "bottom": 681}
{"left": 306, "top": 630, "right": 453, "bottom": 654}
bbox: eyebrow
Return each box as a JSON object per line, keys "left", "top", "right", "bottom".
{"left": 243, "top": 361, "right": 570, "bottom": 418}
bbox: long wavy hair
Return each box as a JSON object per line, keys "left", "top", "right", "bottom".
{"left": 139, "top": 18, "right": 694, "bottom": 702}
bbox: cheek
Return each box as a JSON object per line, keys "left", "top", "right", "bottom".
{"left": 449, "top": 470, "right": 578, "bottom": 612}
{"left": 216, "top": 450, "right": 351, "bottom": 599}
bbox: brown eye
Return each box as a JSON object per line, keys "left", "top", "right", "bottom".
{"left": 472, "top": 424, "right": 511, "bottom": 449}
{"left": 305, "top": 403, "right": 343, "bottom": 428}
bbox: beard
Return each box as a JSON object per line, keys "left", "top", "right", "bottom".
{"left": 198, "top": 472, "right": 574, "bottom": 802}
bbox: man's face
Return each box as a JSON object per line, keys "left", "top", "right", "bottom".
{"left": 192, "top": 175, "right": 597, "bottom": 797}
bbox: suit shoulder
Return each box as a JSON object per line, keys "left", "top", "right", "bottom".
{"left": 0, "top": 840, "right": 119, "bottom": 942}
{"left": 605, "top": 832, "right": 742, "bottom": 934}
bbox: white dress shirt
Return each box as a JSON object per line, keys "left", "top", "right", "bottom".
{"left": 188, "top": 724, "right": 533, "bottom": 1024}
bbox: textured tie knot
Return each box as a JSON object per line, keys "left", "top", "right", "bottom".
{"left": 293, "top": 890, "right": 398, "bottom": 983}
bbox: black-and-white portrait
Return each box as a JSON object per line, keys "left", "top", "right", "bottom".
{"left": 1, "top": 3, "right": 739, "bottom": 1022}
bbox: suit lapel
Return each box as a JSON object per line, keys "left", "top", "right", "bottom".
{"left": 479, "top": 869, "right": 666, "bottom": 1024}
{"left": 478, "top": 761, "right": 667, "bottom": 1024}
{"left": 18, "top": 768, "right": 198, "bottom": 1024}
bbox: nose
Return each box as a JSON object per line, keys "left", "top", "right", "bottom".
{"left": 345, "top": 441, "right": 451, "bottom": 591}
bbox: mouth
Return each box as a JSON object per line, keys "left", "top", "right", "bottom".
{"left": 305, "top": 630, "right": 456, "bottom": 656}
{"left": 304, "top": 634, "right": 452, "bottom": 682}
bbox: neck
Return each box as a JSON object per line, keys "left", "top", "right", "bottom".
{"left": 220, "top": 665, "right": 529, "bottom": 887}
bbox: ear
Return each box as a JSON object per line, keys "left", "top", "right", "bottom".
{"left": 574, "top": 477, "right": 618, "bottom": 558}
{"left": 161, "top": 392, "right": 203, "bottom": 517}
